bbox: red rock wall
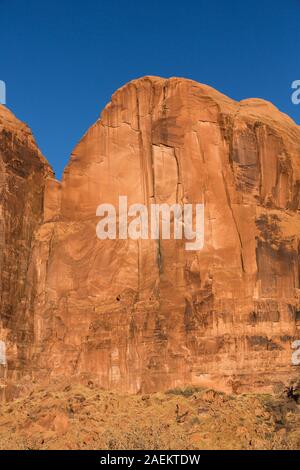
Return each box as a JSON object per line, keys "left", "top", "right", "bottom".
{"left": 1, "top": 77, "right": 300, "bottom": 394}
{"left": 0, "top": 105, "right": 53, "bottom": 388}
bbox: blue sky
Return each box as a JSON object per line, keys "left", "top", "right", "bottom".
{"left": 1, "top": 0, "right": 299, "bottom": 178}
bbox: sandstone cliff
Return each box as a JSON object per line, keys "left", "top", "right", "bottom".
{"left": 0, "top": 105, "right": 53, "bottom": 385}
{"left": 1, "top": 77, "right": 300, "bottom": 396}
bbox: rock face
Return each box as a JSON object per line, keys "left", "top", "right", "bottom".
{"left": 1, "top": 77, "right": 300, "bottom": 394}
{"left": 0, "top": 105, "right": 53, "bottom": 385}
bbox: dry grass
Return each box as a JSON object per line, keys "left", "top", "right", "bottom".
{"left": 0, "top": 380, "right": 299, "bottom": 450}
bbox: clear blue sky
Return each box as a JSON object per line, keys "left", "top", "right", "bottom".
{"left": 1, "top": 0, "right": 299, "bottom": 179}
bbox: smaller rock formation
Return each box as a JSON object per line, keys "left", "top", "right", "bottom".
{"left": 0, "top": 105, "right": 53, "bottom": 392}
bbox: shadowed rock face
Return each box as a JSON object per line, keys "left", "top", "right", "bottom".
{"left": 0, "top": 105, "right": 53, "bottom": 383}
{"left": 1, "top": 77, "right": 300, "bottom": 395}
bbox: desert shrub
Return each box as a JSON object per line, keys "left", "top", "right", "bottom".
{"left": 166, "top": 386, "right": 204, "bottom": 398}
{"left": 94, "top": 422, "right": 193, "bottom": 450}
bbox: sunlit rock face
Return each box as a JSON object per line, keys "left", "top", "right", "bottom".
{"left": 1, "top": 77, "right": 300, "bottom": 395}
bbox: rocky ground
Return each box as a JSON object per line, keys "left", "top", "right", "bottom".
{"left": 0, "top": 379, "right": 299, "bottom": 450}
